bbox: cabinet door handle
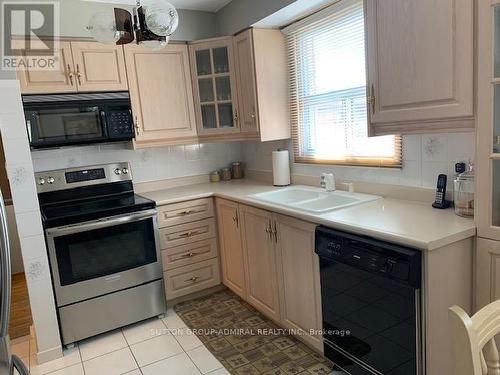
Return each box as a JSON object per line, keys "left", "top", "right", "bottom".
{"left": 76, "top": 64, "right": 82, "bottom": 86}
{"left": 232, "top": 212, "right": 239, "bottom": 227}
{"left": 234, "top": 110, "right": 239, "bottom": 125}
{"left": 67, "top": 64, "right": 74, "bottom": 86}
{"left": 273, "top": 221, "right": 278, "bottom": 244}
{"left": 134, "top": 116, "right": 140, "bottom": 135}
{"left": 367, "top": 84, "right": 375, "bottom": 114}
{"left": 265, "top": 219, "right": 272, "bottom": 239}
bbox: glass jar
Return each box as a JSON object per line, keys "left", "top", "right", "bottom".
{"left": 453, "top": 163, "right": 475, "bottom": 218}
{"left": 221, "top": 167, "right": 232, "bottom": 181}
{"left": 231, "top": 162, "right": 243, "bottom": 179}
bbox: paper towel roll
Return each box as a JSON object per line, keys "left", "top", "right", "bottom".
{"left": 272, "top": 150, "right": 290, "bottom": 186}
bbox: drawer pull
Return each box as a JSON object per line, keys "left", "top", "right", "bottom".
{"left": 181, "top": 252, "right": 197, "bottom": 258}
{"left": 178, "top": 210, "right": 194, "bottom": 216}
{"left": 179, "top": 230, "right": 198, "bottom": 238}
{"left": 185, "top": 276, "right": 199, "bottom": 283}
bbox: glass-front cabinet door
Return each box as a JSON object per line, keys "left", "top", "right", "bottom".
{"left": 189, "top": 38, "right": 240, "bottom": 136}
{"left": 478, "top": 1, "right": 500, "bottom": 239}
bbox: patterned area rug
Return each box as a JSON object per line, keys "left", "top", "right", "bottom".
{"left": 174, "top": 289, "right": 334, "bottom": 375}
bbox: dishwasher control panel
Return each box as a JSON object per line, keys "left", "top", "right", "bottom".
{"left": 315, "top": 226, "right": 421, "bottom": 288}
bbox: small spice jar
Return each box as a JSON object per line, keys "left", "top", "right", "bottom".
{"left": 221, "top": 167, "right": 232, "bottom": 181}
{"left": 231, "top": 162, "right": 243, "bottom": 179}
{"left": 209, "top": 170, "right": 221, "bottom": 182}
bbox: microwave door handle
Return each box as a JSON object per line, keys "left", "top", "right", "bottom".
{"left": 26, "top": 119, "right": 32, "bottom": 143}
{"left": 100, "top": 110, "right": 108, "bottom": 137}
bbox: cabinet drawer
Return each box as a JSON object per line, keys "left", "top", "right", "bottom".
{"left": 162, "top": 239, "right": 218, "bottom": 270}
{"left": 164, "top": 258, "right": 221, "bottom": 299}
{"left": 160, "top": 218, "right": 216, "bottom": 248}
{"left": 157, "top": 198, "right": 214, "bottom": 227}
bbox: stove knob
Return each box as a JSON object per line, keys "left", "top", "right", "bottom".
{"left": 37, "top": 178, "right": 45, "bottom": 185}
{"left": 47, "top": 177, "right": 55, "bottom": 184}
{"left": 122, "top": 167, "right": 129, "bottom": 175}
{"left": 114, "top": 168, "right": 122, "bottom": 175}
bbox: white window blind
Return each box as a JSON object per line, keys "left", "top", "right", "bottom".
{"left": 284, "top": 0, "right": 402, "bottom": 167}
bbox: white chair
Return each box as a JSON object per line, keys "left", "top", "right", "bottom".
{"left": 449, "top": 300, "right": 500, "bottom": 375}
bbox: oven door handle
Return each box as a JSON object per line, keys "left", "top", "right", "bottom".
{"left": 46, "top": 209, "right": 157, "bottom": 237}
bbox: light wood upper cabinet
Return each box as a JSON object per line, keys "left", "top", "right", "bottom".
{"left": 17, "top": 40, "right": 76, "bottom": 94}
{"left": 240, "top": 204, "right": 281, "bottom": 322}
{"left": 189, "top": 37, "right": 240, "bottom": 138}
{"left": 124, "top": 44, "right": 197, "bottom": 147}
{"left": 365, "top": 0, "right": 474, "bottom": 135}
{"left": 215, "top": 198, "right": 246, "bottom": 298}
{"left": 234, "top": 29, "right": 290, "bottom": 141}
{"left": 70, "top": 42, "right": 128, "bottom": 92}
{"left": 275, "top": 214, "right": 323, "bottom": 351}
{"left": 17, "top": 40, "right": 128, "bottom": 94}
{"left": 233, "top": 30, "right": 259, "bottom": 135}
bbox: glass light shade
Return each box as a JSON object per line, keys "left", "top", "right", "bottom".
{"left": 141, "top": 0, "right": 179, "bottom": 37}
{"left": 139, "top": 37, "right": 169, "bottom": 50}
{"left": 87, "top": 12, "right": 124, "bottom": 44}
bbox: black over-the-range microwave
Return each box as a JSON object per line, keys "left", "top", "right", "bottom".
{"left": 23, "top": 92, "right": 135, "bottom": 149}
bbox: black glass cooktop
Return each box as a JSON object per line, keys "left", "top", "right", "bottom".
{"left": 41, "top": 193, "right": 155, "bottom": 228}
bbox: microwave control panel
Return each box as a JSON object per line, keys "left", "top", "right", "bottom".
{"left": 107, "top": 109, "right": 134, "bottom": 138}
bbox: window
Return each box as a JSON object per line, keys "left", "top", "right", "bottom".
{"left": 284, "top": 0, "right": 402, "bottom": 167}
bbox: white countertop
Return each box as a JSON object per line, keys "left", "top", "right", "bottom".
{"left": 140, "top": 179, "right": 476, "bottom": 251}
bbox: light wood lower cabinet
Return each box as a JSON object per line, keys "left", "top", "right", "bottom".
{"left": 216, "top": 200, "right": 322, "bottom": 351}
{"left": 165, "top": 258, "right": 221, "bottom": 299}
{"left": 157, "top": 198, "right": 221, "bottom": 300}
{"left": 159, "top": 218, "right": 216, "bottom": 249}
{"left": 476, "top": 237, "right": 500, "bottom": 309}
{"left": 240, "top": 205, "right": 281, "bottom": 322}
{"left": 157, "top": 198, "right": 214, "bottom": 228}
{"left": 215, "top": 199, "right": 247, "bottom": 299}
{"left": 275, "top": 214, "right": 323, "bottom": 351}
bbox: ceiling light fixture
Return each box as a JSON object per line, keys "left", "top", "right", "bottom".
{"left": 87, "top": 0, "right": 179, "bottom": 49}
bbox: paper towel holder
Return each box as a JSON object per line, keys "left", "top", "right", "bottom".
{"left": 272, "top": 149, "right": 291, "bottom": 187}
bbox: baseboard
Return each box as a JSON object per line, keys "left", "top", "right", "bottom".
{"left": 36, "top": 344, "right": 63, "bottom": 364}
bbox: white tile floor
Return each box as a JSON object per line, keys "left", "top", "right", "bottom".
{"left": 12, "top": 308, "right": 229, "bottom": 375}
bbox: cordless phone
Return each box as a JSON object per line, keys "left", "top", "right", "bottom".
{"left": 432, "top": 174, "right": 451, "bottom": 209}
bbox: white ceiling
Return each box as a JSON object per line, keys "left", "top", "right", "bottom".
{"left": 81, "top": 0, "right": 232, "bottom": 12}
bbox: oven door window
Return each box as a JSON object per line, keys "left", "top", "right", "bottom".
{"left": 54, "top": 218, "right": 157, "bottom": 286}
{"left": 29, "top": 106, "right": 105, "bottom": 145}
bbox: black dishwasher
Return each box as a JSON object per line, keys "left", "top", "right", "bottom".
{"left": 315, "top": 226, "right": 422, "bottom": 375}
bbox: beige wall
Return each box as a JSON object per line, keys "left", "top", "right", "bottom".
{"left": 215, "top": 0, "right": 295, "bottom": 35}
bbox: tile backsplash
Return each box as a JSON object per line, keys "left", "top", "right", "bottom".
{"left": 242, "top": 132, "right": 475, "bottom": 189}
{"left": 31, "top": 142, "right": 244, "bottom": 183}
{"left": 31, "top": 133, "right": 475, "bottom": 189}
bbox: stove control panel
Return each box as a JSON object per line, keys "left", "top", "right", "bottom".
{"left": 35, "top": 162, "right": 132, "bottom": 193}
{"left": 66, "top": 168, "right": 106, "bottom": 184}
